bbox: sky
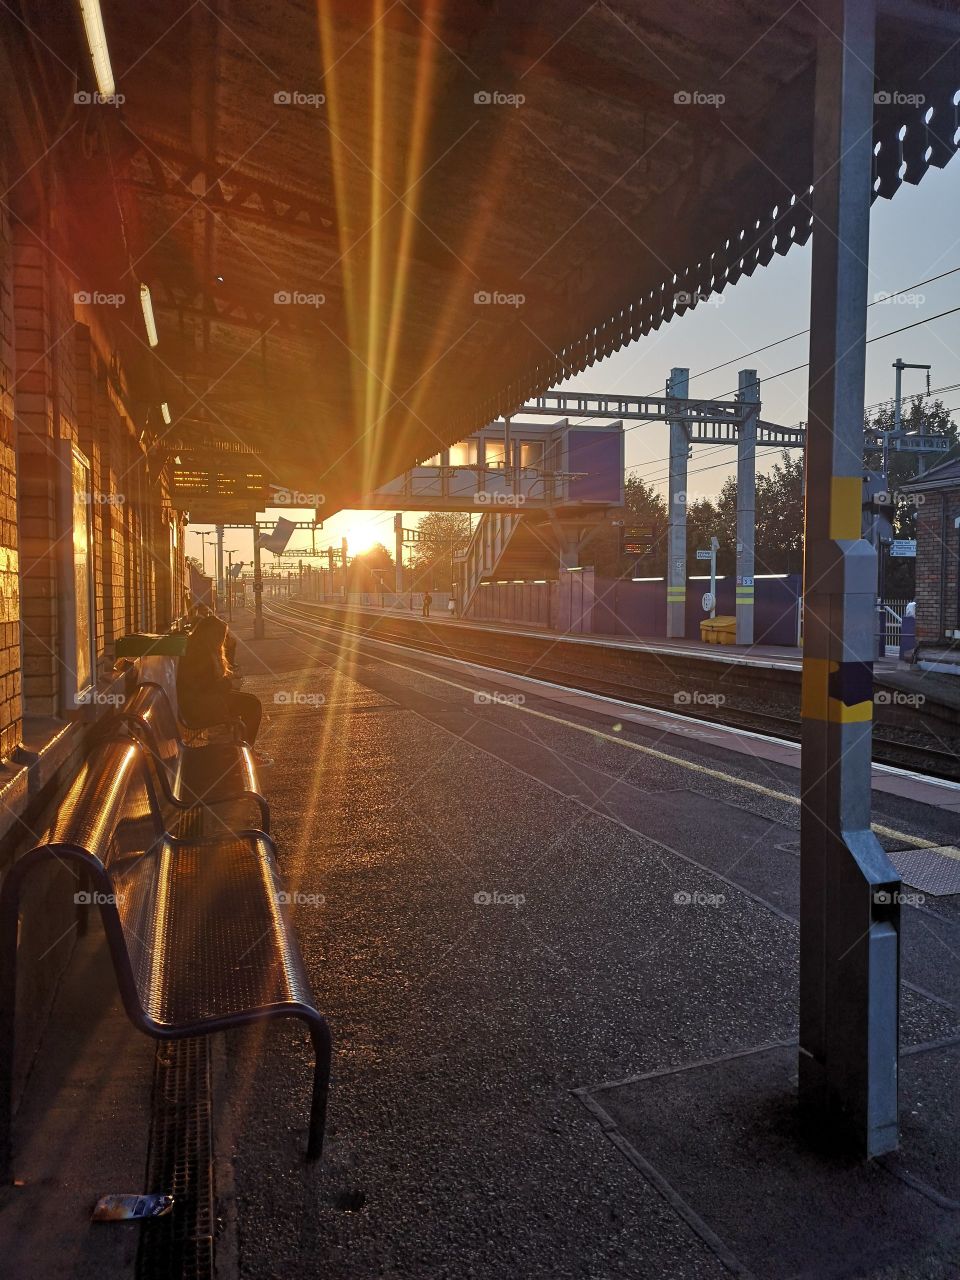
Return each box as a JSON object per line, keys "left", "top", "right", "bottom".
{"left": 189, "top": 157, "right": 960, "bottom": 574}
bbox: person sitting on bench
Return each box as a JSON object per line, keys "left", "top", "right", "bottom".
{"left": 187, "top": 602, "right": 239, "bottom": 670}
{"left": 177, "top": 614, "right": 262, "bottom": 744}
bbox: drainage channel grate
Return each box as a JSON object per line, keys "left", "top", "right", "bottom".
{"left": 136, "top": 1037, "right": 215, "bottom": 1280}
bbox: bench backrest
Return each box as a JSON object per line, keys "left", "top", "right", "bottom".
{"left": 136, "top": 655, "right": 180, "bottom": 718}
{"left": 40, "top": 738, "right": 171, "bottom": 1023}
{"left": 121, "top": 682, "right": 182, "bottom": 780}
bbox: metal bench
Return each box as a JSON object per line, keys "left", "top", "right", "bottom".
{"left": 120, "top": 681, "right": 270, "bottom": 833}
{"left": 0, "top": 738, "right": 331, "bottom": 1176}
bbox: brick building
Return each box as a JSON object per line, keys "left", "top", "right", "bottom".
{"left": 901, "top": 457, "right": 960, "bottom": 645}
{"left": 0, "top": 41, "right": 186, "bottom": 1074}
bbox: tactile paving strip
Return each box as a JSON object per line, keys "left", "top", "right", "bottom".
{"left": 888, "top": 847, "right": 960, "bottom": 897}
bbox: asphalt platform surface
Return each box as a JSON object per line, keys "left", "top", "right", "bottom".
{"left": 213, "top": 606, "right": 960, "bottom": 1280}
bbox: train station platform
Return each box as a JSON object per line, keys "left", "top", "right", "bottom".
{"left": 232, "top": 611, "right": 960, "bottom": 1278}
{"left": 276, "top": 598, "right": 960, "bottom": 763}
{"left": 5, "top": 607, "right": 949, "bottom": 1279}
{"left": 287, "top": 594, "right": 904, "bottom": 675}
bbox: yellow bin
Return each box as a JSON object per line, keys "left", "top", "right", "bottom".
{"left": 699, "top": 615, "right": 737, "bottom": 645}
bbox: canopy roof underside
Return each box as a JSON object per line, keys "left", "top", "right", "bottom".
{"left": 11, "top": 0, "right": 960, "bottom": 508}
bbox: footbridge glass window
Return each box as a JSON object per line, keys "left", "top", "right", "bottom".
{"left": 448, "top": 440, "right": 478, "bottom": 466}
{"left": 520, "top": 441, "right": 544, "bottom": 471}
{"left": 484, "top": 440, "right": 506, "bottom": 468}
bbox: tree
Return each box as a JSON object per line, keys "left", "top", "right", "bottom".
{"left": 346, "top": 542, "right": 394, "bottom": 591}
{"left": 683, "top": 454, "right": 804, "bottom": 576}
{"left": 755, "top": 451, "right": 804, "bottom": 574}
{"left": 684, "top": 495, "right": 723, "bottom": 573}
{"left": 865, "top": 396, "right": 959, "bottom": 595}
{"left": 586, "top": 474, "right": 668, "bottom": 577}
{"left": 353, "top": 542, "right": 394, "bottom": 570}
{"left": 410, "top": 512, "right": 472, "bottom": 589}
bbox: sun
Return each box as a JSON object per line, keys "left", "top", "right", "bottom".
{"left": 341, "top": 512, "right": 386, "bottom": 556}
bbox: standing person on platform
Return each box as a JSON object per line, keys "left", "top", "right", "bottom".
{"left": 177, "top": 614, "right": 262, "bottom": 746}
{"left": 422, "top": 591, "right": 433, "bottom": 618}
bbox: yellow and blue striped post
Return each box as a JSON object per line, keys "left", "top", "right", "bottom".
{"left": 799, "top": 0, "right": 901, "bottom": 1159}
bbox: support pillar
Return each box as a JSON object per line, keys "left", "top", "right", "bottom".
{"left": 800, "top": 0, "right": 900, "bottom": 1159}
{"left": 666, "top": 367, "right": 689, "bottom": 638}
{"left": 558, "top": 528, "right": 580, "bottom": 570}
{"left": 736, "top": 370, "right": 759, "bottom": 644}
{"left": 252, "top": 522, "right": 264, "bottom": 639}
{"left": 394, "top": 513, "right": 403, "bottom": 592}
{"left": 215, "top": 524, "right": 224, "bottom": 609}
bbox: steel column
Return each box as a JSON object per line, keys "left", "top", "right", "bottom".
{"left": 394, "top": 513, "right": 404, "bottom": 592}
{"left": 735, "top": 371, "right": 759, "bottom": 644}
{"left": 215, "top": 524, "right": 225, "bottom": 608}
{"left": 800, "top": 0, "right": 900, "bottom": 1158}
{"left": 666, "top": 368, "right": 690, "bottom": 638}
{"left": 252, "top": 522, "right": 264, "bottom": 638}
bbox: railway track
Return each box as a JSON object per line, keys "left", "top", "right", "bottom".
{"left": 265, "top": 598, "right": 960, "bottom": 783}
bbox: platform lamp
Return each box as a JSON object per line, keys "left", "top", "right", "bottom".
{"left": 191, "top": 530, "right": 216, "bottom": 577}
{"left": 139, "top": 284, "right": 159, "bottom": 348}
{"left": 77, "top": 0, "right": 115, "bottom": 98}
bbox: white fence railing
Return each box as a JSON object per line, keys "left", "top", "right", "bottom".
{"left": 883, "top": 598, "right": 910, "bottom": 656}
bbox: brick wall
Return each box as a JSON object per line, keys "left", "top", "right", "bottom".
{"left": 12, "top": 227, "right": 60, "bottom": 716}
{"left": 0, "top": 152, "right": 20, "bottom": 758}
{"left": 915, "top": 488, "right": 960, "bottom": 641}
{"left": 10, "top": 219, "right": 183, "bottom": 722}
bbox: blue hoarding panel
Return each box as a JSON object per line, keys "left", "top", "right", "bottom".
{"left": 566, "top": 430, "right": 622, "bottom": 503}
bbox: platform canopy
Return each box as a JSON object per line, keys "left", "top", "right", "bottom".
{"left": 12, "top": 0, "right": 960, "bottom": 510}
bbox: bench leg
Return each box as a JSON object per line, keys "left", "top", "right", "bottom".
{"left": 256, "top": 798, "right": 270, "bottom": 835}
{"left": 306, "top": 1018, "right": 332, "bottom": 1161}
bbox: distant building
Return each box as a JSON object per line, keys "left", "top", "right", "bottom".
{"left": 901, "top": 457, "right": 960, "bottom": 644}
